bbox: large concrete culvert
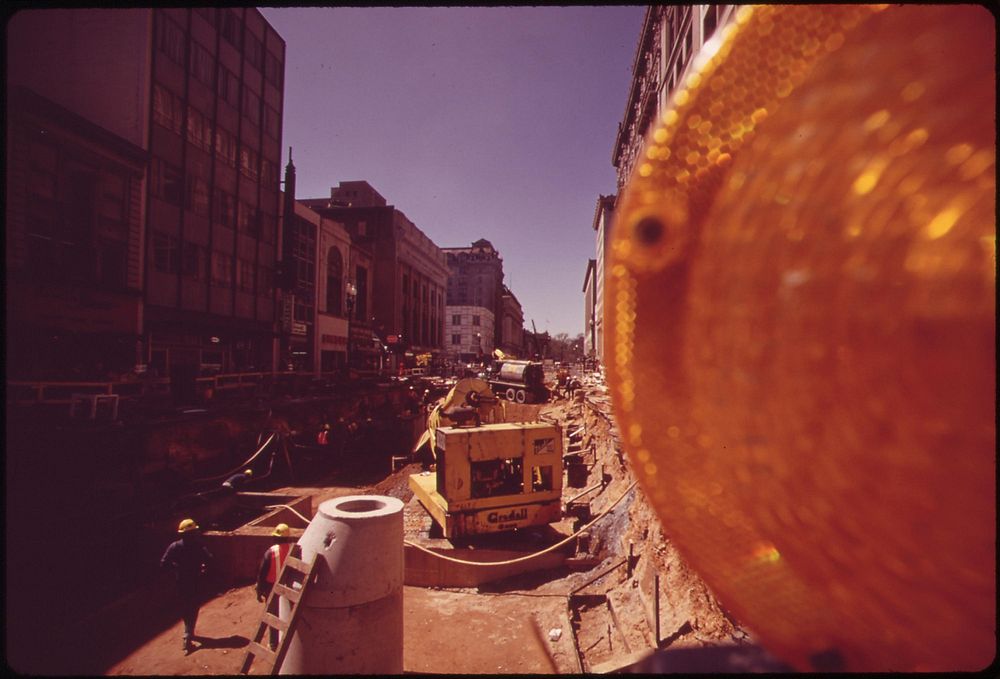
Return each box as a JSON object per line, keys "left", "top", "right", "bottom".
{"left": 280, "top": 494, "right": 404, "bottom": 674}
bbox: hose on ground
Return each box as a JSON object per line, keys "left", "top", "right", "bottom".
{"left": 266, "top": 479, "right": 639, "bottom": 568}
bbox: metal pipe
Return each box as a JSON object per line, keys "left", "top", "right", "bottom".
{"left": 565, "top": 479, "right": 606, "bottom": 506}
{"left": 654, "top": 573, "right": 661, "bottom": 647}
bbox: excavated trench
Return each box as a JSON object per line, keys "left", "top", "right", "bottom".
{"left": 10, "top": 372, "right": 755, "bottom": 674}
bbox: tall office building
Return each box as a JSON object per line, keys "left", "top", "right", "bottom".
{"left": 7, "top": 8, "right": 285, "bottom": 383}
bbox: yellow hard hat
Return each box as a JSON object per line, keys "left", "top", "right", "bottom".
{"left": 272, "top": 523, "right": 290, "bottom": 537}
{"left": 244, "top": 469, "right": 253, "bottom": 476}
{"left": 178, "top": 518, "right": 200, "bottom": 533}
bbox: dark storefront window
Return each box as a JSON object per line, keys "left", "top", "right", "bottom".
{"left": 153, "top": 232, "right": 179, "bottom": 273}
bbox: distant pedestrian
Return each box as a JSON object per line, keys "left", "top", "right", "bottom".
{"left": 161, "top": 519, "right": 213, "bottom": 653}
{"left": 316, "top": 423, "right": 331, "bottom": 446}
{"left": 222, "top": 468, "right": 253, "bottom": 492}
{"left": 255, "top": 523, "right": 295, "bottom": 649}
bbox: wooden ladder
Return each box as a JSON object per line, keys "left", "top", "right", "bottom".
{"left": 239, "top": 546, "right": 320, "bottom": 675}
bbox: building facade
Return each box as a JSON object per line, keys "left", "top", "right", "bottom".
{"left": 498, "top": 286, "right": 525, "bottom": 357}
{"left": 6, "top": 87, "right": 148, "bottom": 380}
{"left": 582, "top": 258, "right": 597, "bottom": 359}
{"left": 442, "top": 239, "right": 506, "bottom": 354}
{"left": 596, "top": 5, "right": 735, "bottom": 367}
{"left": 301, "top": 181, "right": 448, "bottom": 365}
{"left": 447, "top": 307, "right": 496, "bottom": 363}
{"left": 612, "top": 5, "right": 735, "bottom": 191}
{"left": 8, "top": 8, "right": 286, "bottom": 382}
{"left": 592, "top": 194, "right": 616, "bottom": 365}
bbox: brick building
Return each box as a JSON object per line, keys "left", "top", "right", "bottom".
{"left": 301, "top": 181, "right": 448, "bottom": 367}
{"left": 7, "top": 8, "right": 286, "bottom": 384}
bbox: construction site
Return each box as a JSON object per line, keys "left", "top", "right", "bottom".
{"left": 6, "top": 366, "right": 764, "bottom": 675}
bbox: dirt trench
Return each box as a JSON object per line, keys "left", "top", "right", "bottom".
{"left": 57, "top": 374, "right": 753, "bottom": 675}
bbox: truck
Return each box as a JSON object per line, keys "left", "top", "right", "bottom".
{"left": 486, "top": 360, "right": 550, "bottom": 404}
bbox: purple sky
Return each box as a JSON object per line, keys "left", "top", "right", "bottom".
{"left": 259, "top": 6, "right": 644, "bottom": 337}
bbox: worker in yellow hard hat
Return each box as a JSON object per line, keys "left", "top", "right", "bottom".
{"left": 222, "top": 468, "right": 253, "bottom": 492}
{"left": 255, "top": 523, "right": 296, "bottom": 649}
{"left": 160, "top": 518, "right": 213, "bottom": 653}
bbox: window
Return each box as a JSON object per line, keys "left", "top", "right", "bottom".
{"left": 153, "top": 84, "right": 183, "bottom": 134}
{"left": 156, "top": 15, "right": 185, "bottom": 65}
{"left": 238, "top": 258, "right": 254, "bottom": 292}
{"left": 182, "top": 242, "right": 203, "bottom": 279}
{"left": 221, "top": 10, "right": 242, "bottom": 49}
{"left": 263, "top": 105, "right": 280, "bottom": 139}
{"left": 452, "top": 334, "right": 462, "bottom": 345}
{"left": 152, "top": 158, "right": 183, "bottom": 205}
{"left": 97, "top": 239, "right": 127, "bottom": 288}
{"left": 264, "top": 50, "right": 283, "bottom": 87}
{"left": 186, "top": 175, "right": 210, "bottom": 216}
{"left": 472, "top": 315, "right": 480, "bottom": 326}
{"left": 215, "top": 127, "right": 237, "bottom": 166}
{"left": 190, "top": 41, "right": 215, "bottom": 88}
{"left": 242, "top": 87, "right": 260, "bottom": 126}
{"left": 326, "top": 247, "right": 343, "bottom": 315}
{"left": 259, "top": 266, "right": 274, "bottom": 296}
{"left": 260, "top": 212, "right": 276, "bottom": 243}
{"left": 238, "top": 201, "right": 259, "bottom": 237}
{"left": 239, "top": 146, "right": 259, "bottom": 180}
{"left": 294, "top": 299, "right": 311, "bottom": 322}
{"left": 211, "top": 251, "right": 233, "bottom": 285}
{"left": 217, "top": 65, "right": 239, "bottom": 107}
{"left": 98, "top": 172, "right": 127, "bottom": 238}
{"left": 245, "top": 32, "right": 263, "bottom": 71}
{"left": 470, "top": 458, "right": 524, "bottom": 499}
{"left": 194, "top": 7, "right": 215, "bottom": 26}
{"left": 153, "top": 232, "right": 178, "bottom": 273}
{"left": 186, "top": 106, "right": 213, "bottom": 151}
{"left": 213, "top": 188, "right": 236, "bottom": 227}
{"left": 452, "top": 314, "right": 461, "bottom": 325}
{"left": 531, "top": 465, "right": 554, "bottom": 492}
{"left": 261, "top": 159, "right": 279, "bottom": 187}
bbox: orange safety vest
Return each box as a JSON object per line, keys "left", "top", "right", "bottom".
{"left": 266, "top": 543, "right": 291, "bottom": 584}
{"left": 317, "top": 430, "right": 328, "bottom": 445}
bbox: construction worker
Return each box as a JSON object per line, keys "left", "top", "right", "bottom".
{"left": 255, "top": 523, "right": 295, "bottom": 649}
{"left": 316, "top": 423, "right": 330, "bottom": 446}
{"left": 222, "top": 468, "right": 253, "bottom": 492}
{"left": 161, "top": 518, "right": 213, "bottom": 653}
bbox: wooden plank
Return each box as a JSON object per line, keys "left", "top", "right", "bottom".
{"left": 262, "top": 612, "right": 288, "bottom": 631}
{"left": 282, "top": 555, "right": 309, "bottom": 575}
{"left": 248, "top": 641, "right": 276, "bottom": 661}
{"left": 273, "top": 583, "right": 301, "bottom": 602}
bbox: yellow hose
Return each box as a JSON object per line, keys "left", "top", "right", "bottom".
{"left": 267, "top": 480, "right": 639, "bottom": 568}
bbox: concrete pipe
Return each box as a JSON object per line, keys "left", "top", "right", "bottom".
{"left": 279, "top": 494, "right": 404, "bottom": 675}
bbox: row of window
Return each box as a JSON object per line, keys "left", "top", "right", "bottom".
{"left": 151, "top": 233, "right": 273, "bottom": 294}
{"left": 150, "top": 159, "right": 277, "bottom": 241}
{"left": 160, "top": 11, "right": 283, "bottom": 90}
{"left": 450, "top": 333, "right": 483, "bottom": 346}
{"left": 450, "top": 314, "right": 482, "bottom": 326}
{"left": 154, "top": 81, "right": 280, "bottom": 147}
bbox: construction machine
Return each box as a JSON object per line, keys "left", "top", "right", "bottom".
{"left": 408, "top": 378, "right": 563, "bottom": 538}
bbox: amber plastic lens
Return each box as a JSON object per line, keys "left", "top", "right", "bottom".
{"left": 606, "top": 5, "right": 995, "bottom": 672}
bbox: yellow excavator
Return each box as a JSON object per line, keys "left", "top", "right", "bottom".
{"left": 408, "top": 378, "right": 563, "bottom": 538}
